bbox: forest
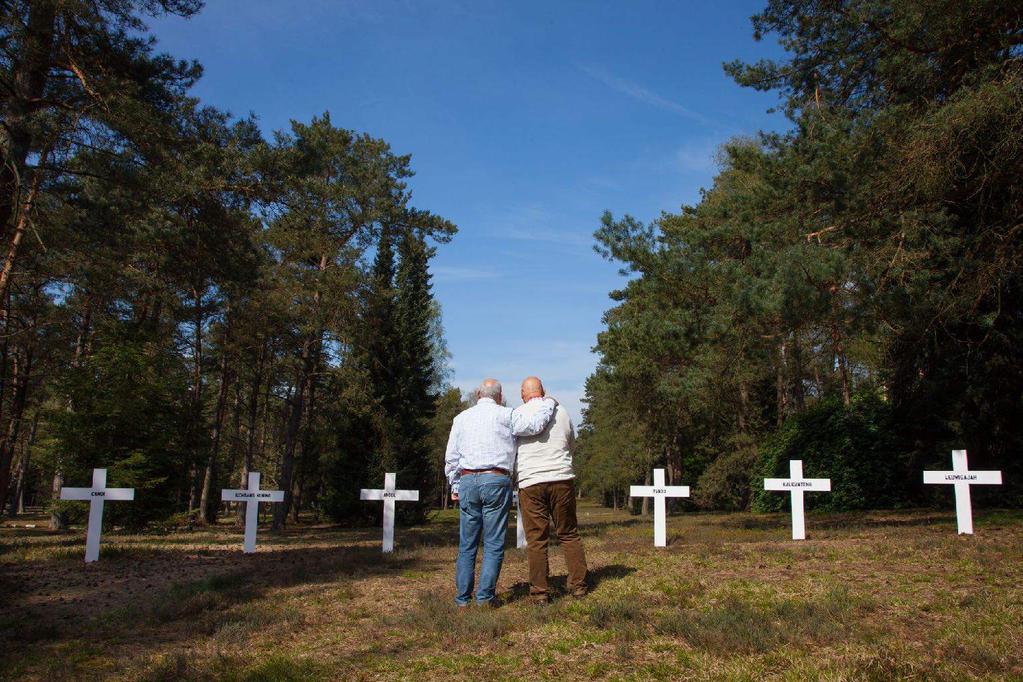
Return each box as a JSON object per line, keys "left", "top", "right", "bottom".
{"left": 0, "top": 0, "right": 464, "bottom": 530}
{"left": 3, "top": 0, "right": 1021, "bottom": 532}
{"left": 576, "top": 0, "right": 1023, "bottom": 513}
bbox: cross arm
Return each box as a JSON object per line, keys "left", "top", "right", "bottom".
{"left": 923, "top": 471, "right": 1002, "bottom": 485}
{"left": 764, "top": 479, "right": 831, "bottom": 491}
{"left": 59, "top": 487, "right": 95, "bottom": 501}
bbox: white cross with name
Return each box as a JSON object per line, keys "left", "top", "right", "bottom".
{"left": 514, "top": 494, "right": 526, "bottom": 549}
{"left": 924, "top": 450, "right": 1002, "bottom": 535}
{"left": 221, "top": 472, "right": 284, "bottom": 553}
{"left": 60, "top": 468, "right": 134, "bottom": 563}
{"left": 630, "top": 468, "right": 690, "bottom": 547}
{"left": 361, "top": 473, "right": 419, "bottom": 552}
{"left": 764, "top": 460, "right": 831, "bottom": 540}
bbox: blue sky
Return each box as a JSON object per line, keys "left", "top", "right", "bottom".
{"left": 150, "top": 0, "right": 788, "bottom": 422}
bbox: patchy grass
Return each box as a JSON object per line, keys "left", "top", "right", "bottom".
{"left": 1, "top": 504, "right": 1022, "bottom": 680}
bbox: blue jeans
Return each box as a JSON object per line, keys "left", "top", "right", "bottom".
{"left": 455, "top": 473, "right": 512, "bottom": 605}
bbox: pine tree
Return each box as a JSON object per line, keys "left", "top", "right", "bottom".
{"left": 393, "top": 221, "right": 438, "bottom": 521}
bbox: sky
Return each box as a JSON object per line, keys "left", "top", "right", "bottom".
{"left": 149, "top": 0, "right": 789, "bottom": 423}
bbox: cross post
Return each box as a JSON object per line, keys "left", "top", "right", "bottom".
{"left": 763, "top": 459, "right": 831, "bottom": 540}
{"left": 514, "top": 494, "right": 526, "bottom": 549}
{"left": 221, "top": 472, "right": 285, "bottom": 553}
{"left": 59, "top": 468, "right": 135, "bottom": 563}
{"left": 360, "top": 473, "right": 419, "bottom": 552}
{"left": 923, "top": 450, "right": 1002, "bottom": 535}
{"left": 629, "top": 468, "right": 690, "bottom": 547}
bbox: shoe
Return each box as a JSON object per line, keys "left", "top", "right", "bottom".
{"left": 571, "top": 587, "right": 588, "bottom": 598}
{"left": 477, "top": 598, "right": 500, "bottom": 609}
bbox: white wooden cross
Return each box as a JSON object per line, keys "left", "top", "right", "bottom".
{"left": 630, "top": 468, "right": 690, "bottom": 547}
{"left": 361, "top": 473, "right": 419, "bottom": 552}
{"left": 924, "top": 450, "right": 1002, "bottom": 535}
{"left": 514, "top": 494, "right": 526, "bottom": 549}
{"left": 763, "top": 459, "right": 831, "bottom": 540}
{"left": 60, "top": 468, "right": 134, "bottom": 563}
{"left": 221, "top": 472, "right": 284, "bottom": 553}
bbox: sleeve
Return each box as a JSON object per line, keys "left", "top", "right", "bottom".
{"left": 510, "top": 397, "right": 556, "bottom": 436}
{"left": 444, "top": 418, "right": 461, "bottom": 494}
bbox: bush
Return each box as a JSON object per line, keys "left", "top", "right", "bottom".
{"left": 753, "top": 393, "right": 913, "bottom": 512}
{"left": 694, "top": 442, "right": 758, "bottom": 511}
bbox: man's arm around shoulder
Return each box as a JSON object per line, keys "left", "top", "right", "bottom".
{"left": 510, "top": 397, "right": 557, "bottom": 436}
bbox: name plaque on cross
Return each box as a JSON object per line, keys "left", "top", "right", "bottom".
{"left": 630, "top": 468, "right": 690, "bottom": 547}
{"left": 923, "top": 450, "right": 1002, "bottom": 535}
{"left": 361, "top": 473, "right": 419, "bottom": 552}
{"left": 763, "top": 460, "right": 831, "bottom": 540}
{"left": 221, "top": 472, "right": 284, "bottom": 553}
{"left": 60, "top": 468, "right": 135, "bottom": 563}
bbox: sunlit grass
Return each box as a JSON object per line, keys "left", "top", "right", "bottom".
{"left": 1, "top": 504, "right": 1021, "bottom": 680}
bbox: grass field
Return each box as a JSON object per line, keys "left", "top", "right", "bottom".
{"left": 1, "top": 502, "right": 1021, "bottom": 680}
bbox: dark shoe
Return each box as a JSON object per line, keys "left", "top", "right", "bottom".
{"left": 477, "top": 598, "right": 500, "bottom": 609}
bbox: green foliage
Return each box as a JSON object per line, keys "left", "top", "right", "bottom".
{"left": 694, "top": 441, "right": 758, "bottom": 512}
{"left": 0, "top": 6, "right": 458, "bottom": 527}
{"left": 753, "top": 394, "right": 911, "bottom": 512}
{"left": 46, "top": 326, "right": 192, "bottom": 529}
{"left": 580, "top": 0, "right": 1023, "bottom": 510}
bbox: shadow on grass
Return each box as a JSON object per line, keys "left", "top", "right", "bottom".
{"left": 0, "top": 542, "right": 435, "bottom": 675}
{"left": 501, "top": 563, "right": 636, "bottom": 606}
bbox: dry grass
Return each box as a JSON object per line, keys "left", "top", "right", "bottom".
{"left": 1, "top": 503, "right": 1021, "bottom": 680}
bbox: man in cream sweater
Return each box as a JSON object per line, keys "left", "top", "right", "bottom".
{"left": 515, "top": 376, "right": 588, "bottom": 603}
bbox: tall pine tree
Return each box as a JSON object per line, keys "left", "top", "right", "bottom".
{"left": 393, "top": 218, "right": 440, "bottom": 521}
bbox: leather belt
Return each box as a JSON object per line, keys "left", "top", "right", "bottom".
{"left": 460, "top": 468, "right": 510, "bottom": 477}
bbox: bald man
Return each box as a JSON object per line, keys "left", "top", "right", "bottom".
{"left": 515, "top": 377, "right": 588, "bottom": 602}
{"left": 444, "top": 378, "right": 556, "bottom": 607}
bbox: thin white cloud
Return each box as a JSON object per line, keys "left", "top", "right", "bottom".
{"left": 432, "top": 265, "right": 501, "bottom": 282}
{"left": 579, "top": 64, "right": 713, "bottom": 126}
{"left": 675, "top": 138, "right": 721, "bottom": 173}
{"left": 487, "top": 203, "right": 594, "bottom": 251}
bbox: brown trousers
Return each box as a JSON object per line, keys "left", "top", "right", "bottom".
{"left": 518, "top": 479, "right": 588, "bottom": 597}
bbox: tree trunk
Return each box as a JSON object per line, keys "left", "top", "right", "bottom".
{"left": 737, "top": 379, "right": 750, "bottom": 434}
{"left": 10, "top": 411, "right": 39, "bottom": 516}
{"left": 274, "top": 343, "right": 315, "bottom": 530}
{"left": 200, "top": 310, "right": 234, "bottom": 524}
{"left": 238, "top": 340, "right": 266, "bottom": 523}
{"left": 831, "top": 323, "right": 852, "bottom": 406}
{"left": 790, "top": 330, "right": 806, "bottom": 411}
{"left": 273, "top": 253, "right": 328, "bottom": 530}
{"left": 0, "top": 347, "right": 32, "bottom": 504}
{"left": 51, "top": 300, "right": 93, "bottom": 530}
{"left": 776, "top": 336, "right": 789, "bottom": 426}
{"left": 188, "top": 287, "right": 205, "bottom": 513}
{"left": 640, "top": 467, "right": 651, "bottom": 516}
{"left": 0, "top": 158, "right": 46, "bottom": 305}
{"left": 0, "top": 0, "right": 57, "bottom": 236}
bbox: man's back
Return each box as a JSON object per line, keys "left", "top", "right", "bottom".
{"left": 516, "top": 403, "right": 574, "bottom": 490}
{"left": 449, "top": 399, "right": 515, "bottom": 465}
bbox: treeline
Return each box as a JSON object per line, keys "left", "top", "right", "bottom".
{"left": 0, "top": 0, "right": 464, "bottom": 529}
{"left": 577, "top": 0, "right": 1023, "bottom": 512}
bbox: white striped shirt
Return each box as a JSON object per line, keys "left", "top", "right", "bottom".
{"left": 444, "top": 397, "right": 555, "bottom": 493}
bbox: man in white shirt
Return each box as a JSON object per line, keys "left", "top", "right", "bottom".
{"left": 444, "top": 378, "right": 555, "bottom": 607}
{"left": 515, "top": 376, "right": 588, "bottom": 603}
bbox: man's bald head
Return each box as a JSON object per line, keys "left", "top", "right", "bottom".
{"left": 520, "top": 376, "right": 545, "bottom": 402}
